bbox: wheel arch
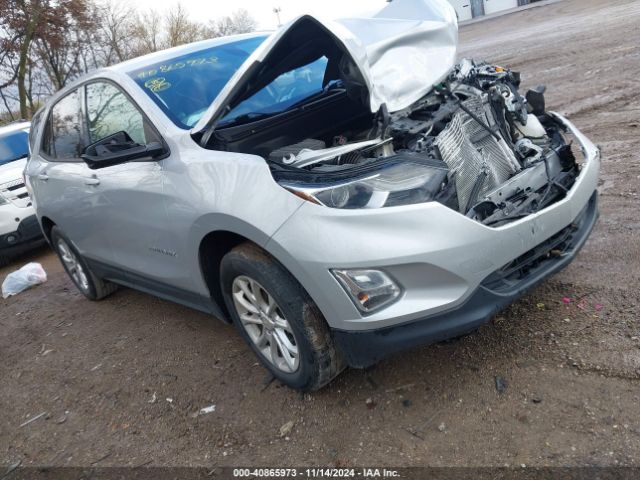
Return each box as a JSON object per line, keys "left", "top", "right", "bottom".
{"left": 193, "top": 208, "right": 304, "bottom": 320}
{"left": 198, "top": 230, "right": 252, "bottom": 321}
{"left": 197, "top": 227, "right": 315, "bottom": 324}
{"left": 40, "top": 216, "right": 56, "bottom": 244}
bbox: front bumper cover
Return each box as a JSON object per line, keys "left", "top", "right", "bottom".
{"left": 0, "top": 214, "right": 45, "bottom": 256}
{"left": 333, "top": 192, "right": 599, "bottom": 368}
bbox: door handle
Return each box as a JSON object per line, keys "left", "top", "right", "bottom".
{"left": 37, "top": 173, "right": 49, "bottom": 181}
{"left": 84, "top": 177, "right": 100, "bottom": 186}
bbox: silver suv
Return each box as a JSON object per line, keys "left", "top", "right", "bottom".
{"left": 25, "top": 3, "right": 600, "bottom": 390}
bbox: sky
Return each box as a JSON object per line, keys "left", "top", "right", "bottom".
{"left": 127, "top": 0, "right": 391, "bottom": 30}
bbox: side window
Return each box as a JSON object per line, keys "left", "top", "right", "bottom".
{"left": 43, "top": 89, "right": 83, "bottom": 160}
{"left": 85, "top": 82, "right": 152, "bottom": 146}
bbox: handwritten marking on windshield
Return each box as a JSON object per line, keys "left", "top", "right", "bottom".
{"left": 144, "top": 78, "right": 171, "bottom": 93}
{"left": 136, "top": 56, "right": 219, "bottom": 80}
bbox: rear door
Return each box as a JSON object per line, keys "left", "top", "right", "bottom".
{"left": 29, "top": 87, "right": 115, "bottom": 264}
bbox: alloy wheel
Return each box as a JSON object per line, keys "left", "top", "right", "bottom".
{"left": 232, "top": 275, "right": 300, "bottom": 374}
{"left": 57, "top": 239, "right": 89, "bottom": 293}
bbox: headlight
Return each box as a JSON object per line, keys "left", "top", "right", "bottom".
{"left": 281, "top": 161, "right": 448, "bottom": 209}
{"left": 0, "top": 195, "right": 8, "bottom": 206}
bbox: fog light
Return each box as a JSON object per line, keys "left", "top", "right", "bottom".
{"left": 332, "top": 269, "right": 401, "bottom": 314}
{"left": 6, "top": 235, "right": 17, "bottom": 244}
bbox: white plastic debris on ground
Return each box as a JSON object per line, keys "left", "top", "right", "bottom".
{"left": 2, "top": 262, "right": 47, "bottom": 299}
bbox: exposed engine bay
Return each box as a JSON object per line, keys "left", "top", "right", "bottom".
{"left": 261, "top": 59, "right": 580, "bottom": 227}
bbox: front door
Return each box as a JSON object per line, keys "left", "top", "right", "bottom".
{"left": 81, "top": 80, "right": 181, "bottom": 284}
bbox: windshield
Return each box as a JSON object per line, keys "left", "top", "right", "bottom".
{"left": 219, "top": 56, "right": 333, "bottom": 127}
{"left": 128, "top": 36, "right": 267, "bottom": 129}
{"left": 0, "top": 130, "right": 29, "bottom": 166}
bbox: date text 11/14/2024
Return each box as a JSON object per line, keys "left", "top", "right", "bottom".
{"left": 232, "top": 468, "right": 401, "bottom": 478}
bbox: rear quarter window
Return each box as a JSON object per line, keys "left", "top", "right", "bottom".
{"left": 42, "top": 89, "right": 84, "bottom": 160}
{"left": 29, "top": 110, "right": 43, "bottom": 152}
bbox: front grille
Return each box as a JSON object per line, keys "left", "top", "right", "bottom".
{"left": 6, "top": 182, "right": 25, "bottom": 192}
{"left": 435, "top": 95, "right": 520, "bottom": 211}
{"left": 0, "top": 179, "right": 31, "bottom": 208}
{"left": 0, "top": 178, "right": 24, "bottom": 190}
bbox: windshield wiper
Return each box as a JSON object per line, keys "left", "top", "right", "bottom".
{"left": 287, "top": 86, "right": 346, "bottom": 111}
{"left": 218, "top": 85, "right": 346, "bottom": 129}
{"left": 219, "top": 111, "right": 275, "bottom": 128}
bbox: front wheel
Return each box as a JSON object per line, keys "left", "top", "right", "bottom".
{"left": 220, "top": 243, "right": 345, "bottom": 391}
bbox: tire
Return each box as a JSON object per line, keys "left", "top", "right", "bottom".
{"left": 51, "top": 226, "right": 118, "bottom": 300}
{"left": 220, "top": 242, "right": 345, "bottom": 391}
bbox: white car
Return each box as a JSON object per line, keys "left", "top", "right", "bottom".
{"left": 0, "top": 121, "right": 44, "bottom": 266}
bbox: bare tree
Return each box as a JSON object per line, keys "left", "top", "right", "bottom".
{"left": 208, "top": 9, "right": 258, "bottom": 38}
{"left": 0, "top": 0, "right": 44, "bottom": 118}
{"left": 0, "top": 33, "right": 20, "bottom": 121}
{"left": 0, "top": 0, "right": 258, "bottom": 122}
{"left": 165, "top": 3, "right": 205, "bottom": 48}
{"left": 34, "top": 2, "right": 97, "bottom": 90}
{"left": 0, "top": 0, "right": 95, "bottom": 118}
{"left": 96, "top": 0, "right": 137, "bottom": 63}
{"left": 131, "top": 10, "right": 163, "bottom": 55}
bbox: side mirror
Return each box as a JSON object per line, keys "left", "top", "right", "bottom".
{"left": 81, "top": 131, "right": 166, "bottom": 170}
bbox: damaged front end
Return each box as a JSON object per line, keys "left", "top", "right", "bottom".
{"left": 269, "top": 59, "right": 580, "bottom": 226}
{"left": 191, "top": 3, "right": 580, "bottom": 226}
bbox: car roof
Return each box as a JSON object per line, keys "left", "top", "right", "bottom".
{"left": 0, "top": 121, "right": 30, "bottom": 137}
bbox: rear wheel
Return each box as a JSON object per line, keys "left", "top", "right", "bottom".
{"left": 220, "top": 243, "right": 345, "bottom": 391}
{"left": 51, "top": 226, "right": 117, "bottom": 300}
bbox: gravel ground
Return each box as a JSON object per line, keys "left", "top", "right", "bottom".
{"left": 2, "top": 0, "right": 639, "bottom": 468}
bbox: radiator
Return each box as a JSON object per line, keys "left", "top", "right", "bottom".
{"left": 435, "top": 95, "right": 520, "bottom": 211}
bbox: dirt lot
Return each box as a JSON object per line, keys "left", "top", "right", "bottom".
{"left": 2, "top": 0, "right": 639, "bottom": 469}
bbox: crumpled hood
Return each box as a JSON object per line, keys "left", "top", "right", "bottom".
{"left": 192, "top": 0, "right": 457, "bottom": 136}
{"left": 335, "top": 0, "right": 458, "bottom": 113}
